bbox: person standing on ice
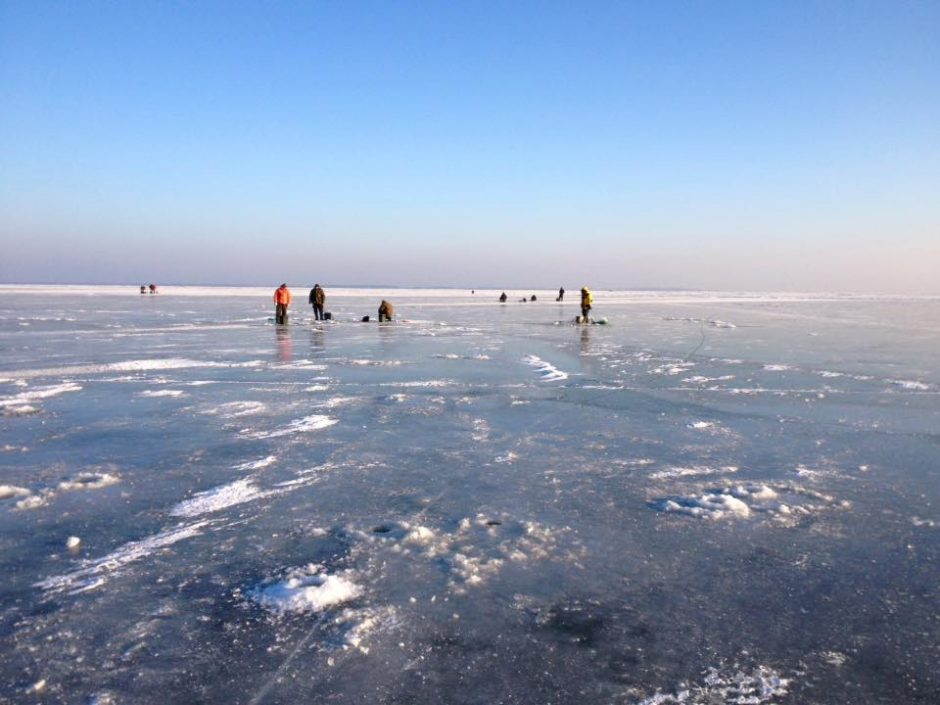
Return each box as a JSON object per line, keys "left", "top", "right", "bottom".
{"left": 499, "top": 292, "right": 508, "bottom": 303}
{"left": 580, "top": 286, "right": 593, "bottom": 322}
{"left": 273, "top": 283, "right": 292, "bottom": 325}
{"left": 378, "top": 299, "right": 394, "bottom": 322}
{"left": 309, "top": 283, "right": 325, "bottom": 320}
{"left": 557, "top": 286, "right": 565, "bottom": 301}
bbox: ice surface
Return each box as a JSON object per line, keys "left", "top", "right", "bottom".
{"left": 1, "top": 287, "right": 938, "bottom": 704}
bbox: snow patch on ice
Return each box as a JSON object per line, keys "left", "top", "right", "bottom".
{"left": 651, "top": 483, "right": 837, "bottom": 522}
{"left": 649, "top": 466, "right": 738, "bottom": 480}
{"left": 0, "top": 382, "right": 83, "bottom": 412}
{"left": 349, "top": 359, "right": 403, "bottom": 367}
{"left": 650, "top": 362, "right": 695, "bottom": 376}
{"left": 524, "top": 355, "right": 569, "bottom": 382}
{"left": 37, "top": 521, "right": 211, "bottom": 595}
{"left": 635, "top": 664, "right": 790, "bottom": 704}
{"left": 333, "top": 605, "right": 398, "bottom": 654}
{"left": 171, "top": 478, "right": 273, "bottom": 517}
{"left": 273, "top": 361, "right": 327, "bottom": 370}
{"left": 889, "top": 379, "right": 930, "bottom": 391}
{"left": 378, "top": 380, "right": 455, "bottom": 388}
{"left": 683, "top": 375, "right": 735, "bottom": 384}
{"left": 0, "top": 485, "right": 31, "bottom": 500}
{"left": 138, "top": 389, "right": 185, "bottom": 398}
{"left": 204, "top": 400, "right": 268, "bottom": 418}
{"left": 6, "top": 358, "right": 263, "bottom": 380}
{"left": 763, "top": 364, "right": 794, "bottom": 371}
{"left": 378, "top": 514, "right": 580, "bottom": 594}
{"left": 58, "top": 472, "right": 121, "bottom": 492}
{"left": 252, "top": 565, "right": 362, "bottom": 614}
{"left": 314, "top": 396, "right": 358, "bottom": 409}
{"left": 2, "top": 404, "right": 40, "bottom": 416}
{"left": 233, "top": 455, "right": 277, "bottom": 472}
{"left": 242, "top": 414, "right": 338, "bottom": 439}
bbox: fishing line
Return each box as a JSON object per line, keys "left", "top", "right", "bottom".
{"left": 685, "top": 317, "right": 707, "bottom": 361}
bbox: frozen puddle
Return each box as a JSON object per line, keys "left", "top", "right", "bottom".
{"left": 524, "top": 355, "right": 569, "bottom": 382}
{"left": 635, "top": 663, "right": 790, "bottom": 704}
{"left": 650, "top": 483, "right": 839, "bottom": 522}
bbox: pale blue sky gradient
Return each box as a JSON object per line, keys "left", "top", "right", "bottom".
{"left": 1, "top": 1, "right": 938, "bottom": 291}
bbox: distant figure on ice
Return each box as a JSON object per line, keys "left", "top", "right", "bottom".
{"left": 530, "top": 294, "right": 537, "bottom": 302}
{"left": 140, "top": 285, "right": 147, "bottom": 294}
{"left": 499, "top": 292, "right": 508, "bottom": 303}
{"left": 580, "top": 286, "right": 593, "bottom": 322}
{"left": 309, "top": 284, "right": 325, "bottom": 320}
{"left": 378, "top": 300, "right": 394, "bottom": 322}
{"left": 274, "top": 283, "right": 292, "bottom": 325}
{"left": 149, "top": 283, "right": 157, "bottom": 294}
{"left": 557, "top": 286, "right": 565, "bottom": 301}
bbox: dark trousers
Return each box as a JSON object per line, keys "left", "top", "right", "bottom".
{"left": 581, "top": 306, "right": 590, "bottom": 318}
{"left": 275, "top": 304, "right": 288, "bottom": 325}
{"left": 313, "top": 304, "right": 324, "bottom": 320}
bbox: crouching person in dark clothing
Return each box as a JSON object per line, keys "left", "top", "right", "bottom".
{"left": 378, "top": 300, "right": 394, "bottom": 322}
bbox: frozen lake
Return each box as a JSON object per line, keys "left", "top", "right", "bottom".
{"left": 1, "top": 286, "right": 938, "bottom": 704}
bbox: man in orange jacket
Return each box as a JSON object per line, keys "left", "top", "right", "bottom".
{"left": 274, "top": 283, "right": 292, "bottom": 325}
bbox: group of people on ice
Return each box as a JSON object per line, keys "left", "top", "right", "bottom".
{"left": 275, "top": 284, "right": 595, "bottom": 326}
{"left": 273, "top": 283, "right": 396, "bottom": 326}
{"left": 498, "top": 286, "right": 595, "bottom": 323}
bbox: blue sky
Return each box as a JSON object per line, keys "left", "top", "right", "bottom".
{"left": 1, "top": 1, "right": 937, "bottom": 291}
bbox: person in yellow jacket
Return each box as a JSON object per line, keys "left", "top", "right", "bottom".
{"left": 274, "top": 283, "right": 292, "bottom": 325}
{"left": 580, "top": 286, "right": 593, "bottom": 322}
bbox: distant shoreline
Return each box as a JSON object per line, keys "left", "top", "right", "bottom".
{"left": 0, "top": 284, "right": 936, "bottom": 302}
